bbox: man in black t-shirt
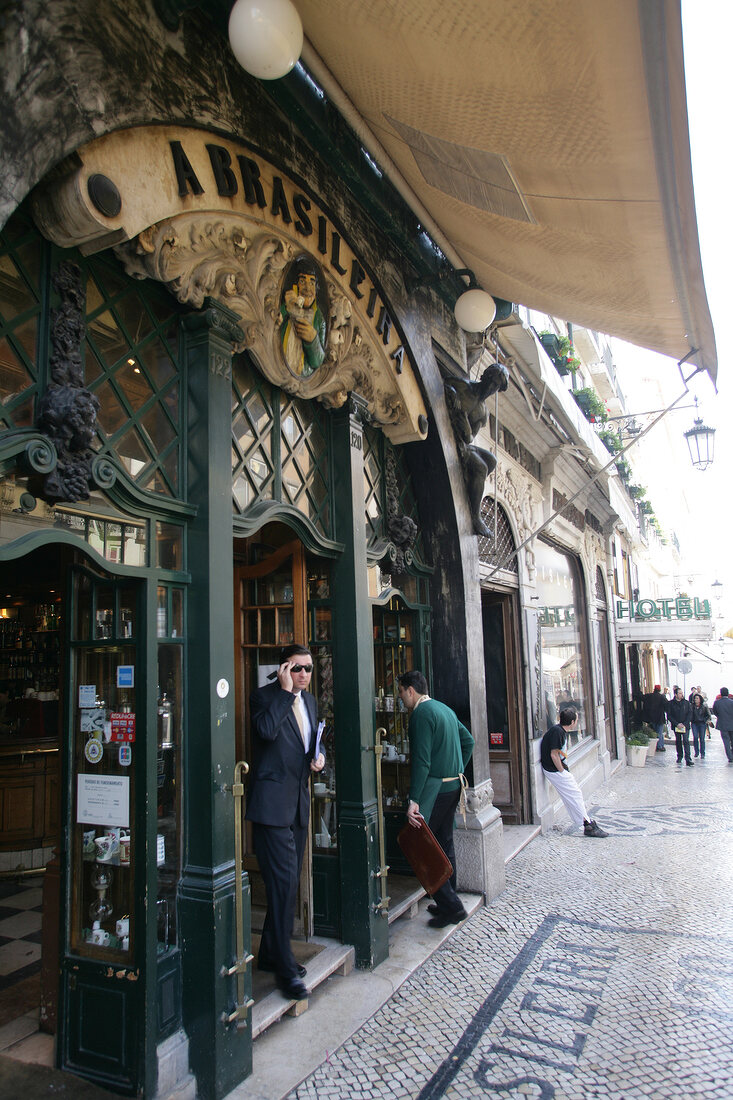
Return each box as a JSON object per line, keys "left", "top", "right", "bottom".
{"left": 540, "top": 708, "right": 608, "bottom": 837}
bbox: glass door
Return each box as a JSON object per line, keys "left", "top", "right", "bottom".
{"left": 481, "top": 590, "right": 529, "bottom": 825}
{"left": 234, "top": 533, "right": 312, "bottom": 941}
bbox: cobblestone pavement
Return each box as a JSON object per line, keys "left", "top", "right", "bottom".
{"left": 289, "top": 741, "right": 733, "bottom": 1099}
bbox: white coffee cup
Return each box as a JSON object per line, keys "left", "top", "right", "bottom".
{"left": 116, "top": 916, "right": 130, "bottom": 938}
{"left": 313, "top": 782, "right": 327, "bottom": 795}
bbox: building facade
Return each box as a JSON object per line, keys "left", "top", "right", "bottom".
{"left": 0, "top": 2, "right": 716, "bottom": 1097}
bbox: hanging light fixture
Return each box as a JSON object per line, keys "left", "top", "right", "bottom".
{"left": 683, "top": 396, "right": 715, "bottom": 470}
{"left": 228, "top": 0, "right": 303, "bottom": 80}
{"left": 454, "top": 287, "right": 497, "bottom": 333}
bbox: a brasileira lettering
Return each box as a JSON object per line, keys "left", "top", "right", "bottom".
{"left": 616, "top": 596, "right": 711, "bottom": 621}
{"left": 169, "top": 140, "right": 405, "bottom": 374}
{"left": 473, "top": 940, "right": 619, "bottom": 1092}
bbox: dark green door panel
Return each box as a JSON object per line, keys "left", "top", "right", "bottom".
{"left": 62, "top": 965, "right": 139, "bottom": 1093}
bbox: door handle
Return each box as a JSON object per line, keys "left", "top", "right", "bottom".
{"left": 370, "top": 729, "right": 390, "bottom": 915}
{"left": 222, "top": 760, "right": 252, "bottom": 1030}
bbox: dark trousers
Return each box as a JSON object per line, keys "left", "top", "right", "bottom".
{"left": 691, "top": 722, "right": 706, "bottom": 757}
{"left": 720, "top": 729, "right": 733, "bottom": 762}
{"left": 675, "top": 726, "right": 692, "bottom": 763}
{"left": 253, "top": 819, "right": 307, "bottom": 982}
{"left": 427, "top": 788, "right": 465, "bottom": 916}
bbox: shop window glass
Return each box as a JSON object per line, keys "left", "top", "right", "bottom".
{"left": 85, "top": 257, "right": 183, "bottom": 499}
{"left": 535, "top": 539, "right": 591, "bottom": 746}
{"left": 231, "top": 359, "right": 331, "bottom": 536}
{"left": 157, "top": 639, "right": 183, "bottom": 950}
{"left": 0, "top": 217, "right": 41, "bottom": 432}
{"left": 373, "top": 596, "right": 419, "bottom": 855}
{"left": 156, "top": 522, "right": 183, "bottom": 571}
{"left": 307, "top": 559, "right": 335, "bottom": 851}
{"left": 70, "top": 572, "right": 140, "bottom": 962}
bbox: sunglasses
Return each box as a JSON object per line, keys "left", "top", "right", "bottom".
{"left": 291, "top": 664, "right": 313, "bottom": 674}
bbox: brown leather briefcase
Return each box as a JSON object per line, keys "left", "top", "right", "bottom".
{"left": 397, "top": 819, "right": 452, "bottom": 895}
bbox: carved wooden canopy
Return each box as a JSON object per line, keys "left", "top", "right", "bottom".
{"left": 31, "top": 126, "right": 428, "bottom": 444}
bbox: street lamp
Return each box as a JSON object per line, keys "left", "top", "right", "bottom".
{"left": 683, "top": 397, "right": 715, "bottom": 470}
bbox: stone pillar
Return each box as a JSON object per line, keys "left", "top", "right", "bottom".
{"left": 453, "top": 780, "right": 505, "bottom": 902}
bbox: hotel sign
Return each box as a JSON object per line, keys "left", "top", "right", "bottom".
{"left": 616, "top": 596, "right": 711, "bottom": 621}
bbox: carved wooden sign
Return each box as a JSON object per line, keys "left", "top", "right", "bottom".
{"left": 31, "top": 126, "right": 428, "bottom": 443}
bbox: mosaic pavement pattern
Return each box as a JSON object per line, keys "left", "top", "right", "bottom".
{"left": 289, "top": 742, "right": 733, "bottom": 1099}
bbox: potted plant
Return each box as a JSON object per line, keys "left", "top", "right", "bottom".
{"left": 625, "top": 729, "right": 649, "bottom": 768}
{"left": 538, "top": 331, "right": 580, "bottom": 375}
{"left": 641, "top": 722, "right": 658, "bottom": 760}
{"left": 572, "top": 387, "right": 608, "bottom": 424}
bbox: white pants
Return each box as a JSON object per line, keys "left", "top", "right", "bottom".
{"left": 542, "top": 767, "right": 589, "bottom": 828}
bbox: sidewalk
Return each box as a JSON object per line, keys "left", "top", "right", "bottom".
{"left": 238, "top": 739, "right": 732, "bottom": 1099}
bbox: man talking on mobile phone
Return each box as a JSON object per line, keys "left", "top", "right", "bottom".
{"left": 246, "top": 644, "right": 325, "bottom": 1001}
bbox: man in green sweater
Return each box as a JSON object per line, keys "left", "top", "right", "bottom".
{"left": 398, "top": 670, "right": 475, "bottom": 927}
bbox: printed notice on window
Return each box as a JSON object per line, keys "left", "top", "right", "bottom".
{"left": 77, "top": 775, "right": 130, "bottom": 827}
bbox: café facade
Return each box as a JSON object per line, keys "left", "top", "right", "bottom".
{"left": 0, "top": 2, "right": 717, "bottom": 1097}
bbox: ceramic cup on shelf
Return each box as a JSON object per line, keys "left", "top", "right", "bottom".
{"left": 313, "top": 782, "right": 327, "bottom": 795}
{"left": 118, "top": 833, "right": 131, "bottom": 866}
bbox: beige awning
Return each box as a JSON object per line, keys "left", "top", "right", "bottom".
{"left": 294, "top": 0, "right": 717, "bottom": 381}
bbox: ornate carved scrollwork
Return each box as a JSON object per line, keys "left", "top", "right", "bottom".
{"left": 35, "top": 262, "right": 100, "bottom": 503}
{"left": 379, "top": 445, "right": 418, "bottom": 575}
{"left": 114, "top": 213, "right": 409, "bottom": 430}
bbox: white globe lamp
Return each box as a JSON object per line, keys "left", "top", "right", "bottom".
{"left": 228, "top": 0, "right": 303, "bottom": 80}
{"left": 454, "top": 287, "right": 496, "bottom": 333}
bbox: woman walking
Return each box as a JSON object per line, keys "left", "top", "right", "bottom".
{"left": 690, "top": 692, "right": 711, "bottom": 759}
{"left": 668, "top": 687, "right": 693, "bottom": 766}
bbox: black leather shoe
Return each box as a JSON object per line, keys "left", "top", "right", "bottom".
{"left": 427, "top": 903, "right": 444, "bottom": 916}
{"left": 259, "top": 959, "right": 306, "bottom": 978}
{"left": 427, "top": 910, "right": 467, "bottom": 928}
{"left": 277, "top": 978, "right": 308, "bottom": 1001}
{"left": 686, "top": 760, "right": 694, "bottom": 767}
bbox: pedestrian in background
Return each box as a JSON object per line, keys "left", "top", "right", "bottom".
{"left": 645, "top": 684, "right": 668, "bottom": 753}
{"left": 668, "top": 687, "right": 693, "bottom": 766}
{"left": 711, "top": 687, "right": 733, "bottom": 764}
{"left": 690, "top": 692, "right": 711, "bottom": 760}
{"left": 540, "top": 708, "right": 608, "bottom": 837}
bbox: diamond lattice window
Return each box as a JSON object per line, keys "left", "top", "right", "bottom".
{"left": 85, "top": 256, "right": 183, "bottom": 497}
{"left": 363, "top": 425, "right": 383, "bottom": 542}
{"left": 595, "top": 566, "right": 607, "bottom": 605}
{"left": 478, "top": 498, "right": 518, "bottom": 573}
{"left": 0, "top": 214, "right": 43, "bottom": 432}
{"left": 231, "top": 358, "right": 331, "bottom": 538}
{"left": 280, "top": 394, "right": 330, "bottom": 533}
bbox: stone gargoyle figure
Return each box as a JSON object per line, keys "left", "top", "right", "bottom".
{"left": 444, "top": 361, "right": 509, "bottom": 537}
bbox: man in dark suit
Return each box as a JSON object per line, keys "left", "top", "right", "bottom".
{"left": 246, "top": 644, "right": 324, "bottom": 1001}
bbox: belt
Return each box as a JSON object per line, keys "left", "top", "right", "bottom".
{"left": 441, "top": 772, "right": 469, "bottom": 825}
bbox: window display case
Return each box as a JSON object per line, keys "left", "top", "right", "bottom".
{"left": 372, "top": 596, "right": 419, "bottom": 873}
{"left": 70, "top": 571, "right": 139, "bottom": 960}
